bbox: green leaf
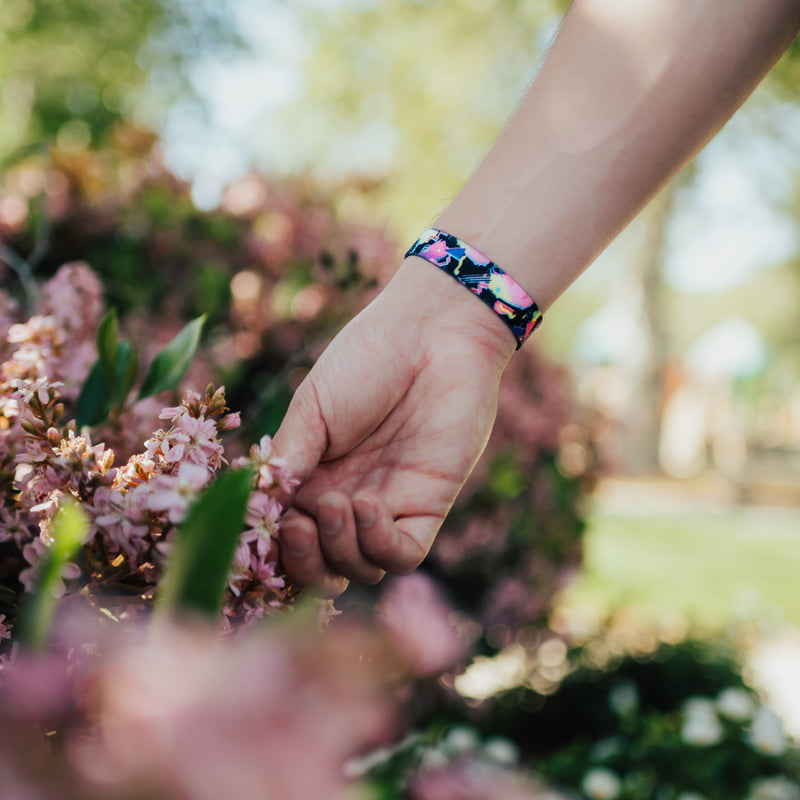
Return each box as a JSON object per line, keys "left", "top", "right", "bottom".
{"left": 114, "top": 340, "right": 139, "bottom": 408}
{"left": 75, "top": 359, "right": 112, "bottom": 429}
{"left": 18, "top": 497, "right": 88, "bottom": 652}
{"left": 138, "top": 315, "right": 206, "bottom": 399}
{"left": 97, "top": 308, "right": 119, "bottom": 383}
{"left": 156, "top": 466, "right": 254, "bottom": 621}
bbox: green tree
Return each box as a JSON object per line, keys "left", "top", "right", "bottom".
{"left": 271, "top": 0, "right": 564, "bottom": 235}
{"left": 0, "top": 0, "right": 242, "bottom": 164}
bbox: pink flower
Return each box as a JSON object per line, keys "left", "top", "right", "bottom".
{"left": 378, "top": 574, "right": 468, "bottom": 676}
{"left": 242, "top": 491, "right": 282, "bottom": 555}
{"left": 246, "top": 435, "right": 298, "bottom": 494}
{"left": 143, "top": 462, "right": 211, "bottom": 524}
{"left": 92, "top": 485, "right": 150, "bottom": 563}
{"left": 409, "top": 760, "right": 553, "bottom": 800}
{"left": 66, "top": 620, "right": 394, "bottom": 800}
{"left": 144, "top": 428, "right": 171, "bottom": 463}
{"left": 19, "top": 536, "right": 81, "bottom": 596}
{"left": 166, "top": 415, "right": 224, "bottom": 468}
{"left": 10, "top": 376, "right": 63, "bottom": 406}
{"left": 158, "top": 404, "right": 188, "bottom": 422}
{"left": 0, "top": 506, "right": 36, "bottom": 548}
{"left": 35, "top": 262, "right": 104, "bottom": 335}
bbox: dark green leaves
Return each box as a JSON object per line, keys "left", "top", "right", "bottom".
{"left": 75, "top": 311, "right": 205, "bottom": 429}
{"left": 97, "top": 307, "right": 119, "bottom": 384}
{"left": 138, "top": 315, "right": 205, "bottom": 400}
{"left": 156, "top": 466, "right": 254, "bottom": 621}
{"left": 75, "top": 359, "right": 112, "bottom": 429}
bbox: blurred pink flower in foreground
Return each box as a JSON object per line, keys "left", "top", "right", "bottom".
{"left": 408, "top": 760, "right": 566, "bottom": 800}
{"left": 1, "top": 617, "right": 397, "bottom": 800}
{"left": 377, "top": 573, "right": 469, "bottom": 676}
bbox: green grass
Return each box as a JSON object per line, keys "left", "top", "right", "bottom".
{"left": 558, "top": 508, "right": 800, "bottom": 629}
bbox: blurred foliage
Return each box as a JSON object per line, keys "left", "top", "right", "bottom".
{"left": 0, "top": 127, "right": 391, "bottom": 440}
{"left": 275, "top": 0, "right": 565, "bottom": 233}
{"left": 354, "top": 620, "right": 800, "bottom": 799}
{"left": 525, "top": 638, "right": 800, "bottom": 800}
{"left": 424, "top": 350, "right": 597, "bottom": 653}
{"left": 0, "top": 0, "right": 243, "bottom": 165}
{"left": 771, "top": 31, "right": 800, "bottom": 96}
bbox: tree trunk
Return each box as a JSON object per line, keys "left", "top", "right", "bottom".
{"left": 622, "top": 181, "right": 677, "bottom": 473}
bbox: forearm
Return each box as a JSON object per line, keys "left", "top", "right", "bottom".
{"left": 435, "top": 0, "right": 800, "bottom": 310}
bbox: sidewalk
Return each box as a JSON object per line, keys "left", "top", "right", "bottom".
{"left": 592, "top": 472, "right": 800, "bottom": 516}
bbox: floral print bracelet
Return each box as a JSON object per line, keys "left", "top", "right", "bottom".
{"left": 405, "top": 228, "right": 543, "bottom": 350}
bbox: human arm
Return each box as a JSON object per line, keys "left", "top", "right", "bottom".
{"left": 274, "top": 0, "right": 800, "bottom": 597}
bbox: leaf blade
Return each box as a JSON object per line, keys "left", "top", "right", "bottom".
{"left": 18, "top": 497, "right": 88, "bottom": 651}
{"left": 156, "top": 466, "right": 254, "bottom": 620}
{"left": 138, "top": 315, "right": 206, "bottom": 399}
{"left": 75, "top": 359, "right": 112, "bottom": 429}
{"left": 97, "top": 308, "right": 118, "bottom": 384}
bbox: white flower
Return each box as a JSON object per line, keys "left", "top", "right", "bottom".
{"left": 716, "top": 687, "right": 755, "bottom": 722}
{"left": 681, "top": 697, "right": 723, "bottom": 746}
{"left": 677, "top": 793, "right": 708, "bottom": 800}
{"left": 483, "top": 737, "right": 519, "bottom": 766}
{"left": 608, "top": 680, "right": 639, "bottom": 716}
{"left": 748, "top": 708, "right": 786, "bottom": 756}
{"left": 682, "top": 715, "right": 724, "bottom": 746}
{"left": 683, "top": 697, "right": 717, "bottom": 720}
{"left": 747, "top": 776, "right": 800, "bottom": 800}
{"left": 442, "top": 725, "right": 480, "bottom": 755}
{"left": 582, "top": 768, "right": 622, "bottom": 800}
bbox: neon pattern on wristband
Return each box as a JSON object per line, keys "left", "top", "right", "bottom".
{"left": 405, "top": 228, "right": 543, "bottom": 350}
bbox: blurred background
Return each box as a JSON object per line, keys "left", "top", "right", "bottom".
{"left": 2, "top": 0, "right": 800, "bottom": 792}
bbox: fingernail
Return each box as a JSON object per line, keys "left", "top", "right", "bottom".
{"left": 319, "top": 503, "right": 343, "bottom": 537}
{"left": 285, "top": 544, "right": 311, "bottom": 559}
{"left": 354, "top": 498, "right": 376, "bottom": 529}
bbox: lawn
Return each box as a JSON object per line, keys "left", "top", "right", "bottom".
{"left": 558, "top": 506, "right": 800, "bottom": 630}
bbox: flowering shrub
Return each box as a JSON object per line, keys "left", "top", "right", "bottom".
{"left": 0, "top": 263, "right": 301, "bottom": 641}
{"left": 1, "top": 128, "right": 598, "bottom": 650}
{"left": 444, "top": 635, "right": 800, "bottom": 800}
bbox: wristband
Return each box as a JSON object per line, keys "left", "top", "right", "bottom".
{"left": 405, "top": 228, "right": 542, "bottom": 350}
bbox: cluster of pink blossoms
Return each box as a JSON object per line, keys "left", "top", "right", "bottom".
{"left": 0, "top": 263, "right": 299, "bottom": 642}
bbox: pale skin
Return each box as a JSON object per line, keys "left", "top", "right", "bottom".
{"left": 274, "top": 0, "right": 800, "bottom": 597}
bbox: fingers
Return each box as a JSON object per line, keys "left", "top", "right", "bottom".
{"left": 279, "top": 491, "right": 435, "bottom": 595}
{"left": 280, "top": 511, "right": 350, "bottom": 599}
{"left": 317, "top": 492, "right": 386, "bottom": 586}
{"left": 352, "top": 492, "right": 430, "bottom": 575}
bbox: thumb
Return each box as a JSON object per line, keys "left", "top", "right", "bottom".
{"left": 272, "top": 381, "right": 329, "bottom": 507}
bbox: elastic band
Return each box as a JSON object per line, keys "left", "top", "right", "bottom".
{"left": 405, "top": 228, "right": 542, "bottom": 350}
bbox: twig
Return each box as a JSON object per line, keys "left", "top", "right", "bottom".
{"left": 0, "top": 242, "right": 38, "bottom": 310}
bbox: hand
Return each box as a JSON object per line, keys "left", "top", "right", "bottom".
{"left": 273, "top": 256, "right": 514, "bottom": 597}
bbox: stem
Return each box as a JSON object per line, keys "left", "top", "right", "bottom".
{"left": 0, "top": 243, "right": 38, "bottom": 310}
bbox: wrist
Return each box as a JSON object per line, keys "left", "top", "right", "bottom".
{"left": 388, "top": 256, "right": 517, "bottom": 366}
